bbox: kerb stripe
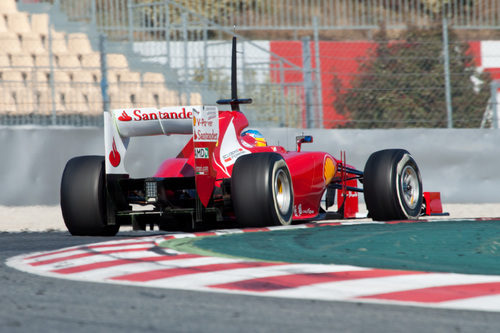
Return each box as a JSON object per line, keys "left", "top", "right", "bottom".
{"left": 210, "top": 269, "right": 427, "bottom": 292}
{"left": 359, "top": 282, "right": 500, "bottom": 303}
{"left": 51, "top": 254, "right": 201, "bottom": 274}
{"left": 30, "top": 247, "right": 153, "bottom": 266}
{"left": 111, "top": 262, "right": 285, "bottom": 282}
{"left": 24, "top": 241, "right": 155, "bottom": 260}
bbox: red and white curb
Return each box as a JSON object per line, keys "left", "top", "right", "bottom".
{"left": 7, "top": 219, "right": 500, "bottom": 312}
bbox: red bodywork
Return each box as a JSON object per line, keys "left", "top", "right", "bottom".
{"left": 154, "top": 110, "right": 357, "bottom": 221}
{"left": 423, "top": 192, "right": 444, "bottom": 216}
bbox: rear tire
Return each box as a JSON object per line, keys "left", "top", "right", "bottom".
{"left": 60, "top": 156, "right": 119, "bottom": 236}
{"left": 363, "top": 149, "right": 422, "bottom": 221}
{"left": 232, "top": 153, "right": 294, "bottom": 227}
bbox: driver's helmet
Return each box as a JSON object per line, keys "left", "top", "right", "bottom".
{"left": 241, "top": 129, "right": 267, "bottom": 147}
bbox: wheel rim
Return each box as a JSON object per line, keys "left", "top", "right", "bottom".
{"left": 274, "top": 169, "right": 291, "bottom": 215}
{"left": 400, "top": 165, "right": 420, "bottom": 209}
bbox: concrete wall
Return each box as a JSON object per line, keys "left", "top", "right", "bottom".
{"left": 1, "top": 127, "right": 499, "bottom": 205}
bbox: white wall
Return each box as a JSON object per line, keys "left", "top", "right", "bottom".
{"left": 1, "top": 127, "right": 499, "bottom": 205}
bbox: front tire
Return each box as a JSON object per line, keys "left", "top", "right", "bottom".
{"left": 231, "top": 153, "right": 294, "bottom": 227}
{"left": 363, "top": 149, "right": 423, "bottom": 221}
{"left": 60, "top": 156, "right": 119, "bottom": 236}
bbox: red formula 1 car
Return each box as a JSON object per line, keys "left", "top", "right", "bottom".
{"left": 60, "top": 37, "right": 443, "bottom": 236}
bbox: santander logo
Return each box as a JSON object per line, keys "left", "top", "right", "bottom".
{"left": 109, "top": 138, "right": 121, "bottom": 167}
{"left": 118, "top": 111, "right": 132, "bottom": 121}
{"left": 117, "top": 108, "right": 193, "bottom": 122}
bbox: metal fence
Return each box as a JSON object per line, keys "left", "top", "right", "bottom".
{"left": 4, "top": 0, "right": 500, "bottom": 128}
{"left": 326, "top": 37, "right": 496, "bottom": 128}
{"left": 0, "top": 31, "right": 108, "bottom": 126}
{"left": 121, "top": 0, "right": 500, "bottom": 129}
{"left": 0, "top": 28, "right": 200, "bottom": 126}
{"left": 27, "top": 0, "right": 500, "bottom": 34}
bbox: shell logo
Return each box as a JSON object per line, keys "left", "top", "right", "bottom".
{"left": 324, "top": 156, "right": 336, "bottom": 184}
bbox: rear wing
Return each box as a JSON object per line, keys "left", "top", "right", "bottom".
{"left": 104, "top": 106, "right": 218, "bottom": 175}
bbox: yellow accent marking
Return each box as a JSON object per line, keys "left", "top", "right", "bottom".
{"left": 255, "top": 138, "right": 267, "bottom": 147}
{"left": 324, "top": 157, "right": 336, "bottom": 184}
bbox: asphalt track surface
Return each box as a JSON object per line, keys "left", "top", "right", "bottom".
{"left": 3, "top": 227, "right": 500, "bottom": 333}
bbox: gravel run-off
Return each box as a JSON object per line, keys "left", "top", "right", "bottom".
{"left": 1, "top": 203, "right": 499, "bottom": 232}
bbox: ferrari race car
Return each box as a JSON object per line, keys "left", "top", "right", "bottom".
{"left": 60, "top": 38, "right": 443, "bottom": 236}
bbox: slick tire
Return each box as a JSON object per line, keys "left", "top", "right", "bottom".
{"left": 60, "top": 155, "right": 119, "bottom": 236}
{"left": 232, "top": 153, "right": 294, "bottom": 227}
{"left": 363, "top": 149, "right": 423, "bottom": 221}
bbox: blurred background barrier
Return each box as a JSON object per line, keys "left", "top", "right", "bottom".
{"left": 1, "top": 127, "right": 499, "bottom": 205}
{"left": 0, "top": 0, "right": 495, "bottom": 128}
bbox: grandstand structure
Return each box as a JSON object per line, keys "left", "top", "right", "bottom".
{"left": 0, "top": 0, "right": 200, "bottom": 126}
